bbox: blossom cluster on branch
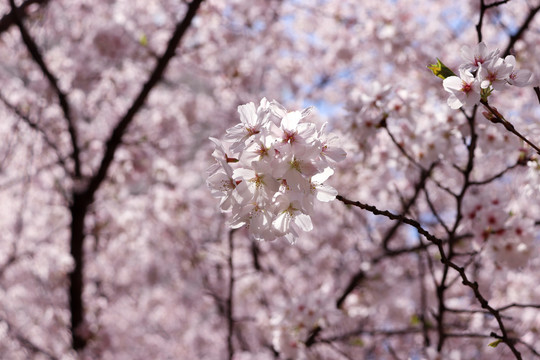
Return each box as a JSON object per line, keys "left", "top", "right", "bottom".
{"left": 438, "top": 42, "right": 534, "bottom": 109}
{"left": 208, "top": 98, "right": 346, "bottom": 243}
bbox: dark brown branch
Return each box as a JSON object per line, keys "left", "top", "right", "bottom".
{"left": 0, "top": 0, "right": 49, "bottom": 34}
{"left": 503, "top": 4, "right": 540, "bottom": 57}
{"left": 334, "top": 198, "right": 440, "bottom": 245}
{"left": 515, "top": 339, "right": 540, "bottom": 357}
{"left": 382, "top": 163, "right": 435, "bottom": 250}
{"left": 418, "top": 251, "right": 431, "bottom": 347}
{"left": 335, "top": 269, "right": 365, "bottom": 309}
{"left": 9, "top": 0, "right": 81, "bottom": 177}
{"left": 497, "top": 303, "right": 540, "bottom": 311}
{"left": 446, "top": 307, "right": 513, "bottom": 321}
{"left": 335, "top": 164, "right": 435, "bottom": 309}
{"left": 423, "top": 188, "right": 450, "bottom": 233}
{"left": 84, "top": 0, "right": 205, "bottom": 199}
{"left": 251, "top": 241, "right": 262, "bottom": 271}
{"left": 481, "top": 100, "right": 540, "bottom": 154}
{"left": 382, "top": 118, "right": 424, "bottom": 171}
{"left": 469, "top": 161, "right": 523, "bottom": 186}
{"left": 0, "top": 247, "right": 21, "bottom": 280}
{"left": 227, "top": 229, "right": 236, "bottom": 360}
{"left": 476, "top": 0, "right": 511, "bottom": 43}
{"left": 434, "top": 113, "right": 477, "bottom": 351}
{"left": 334, "top": 241, "right": 447, "bottom": 310}
{"left": 305, "top": 325, "right": 322, "bottom": 347}
{"left": 446, "top": 332, "right": 491, "bottom": 338}
{"left": 336, "top": 195, "right": 523, "bottom": 359}
{"left": 476, "top": 0, "right": 487, "bottom": 43}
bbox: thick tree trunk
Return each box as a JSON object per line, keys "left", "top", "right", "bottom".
{"left": 64, "top": 0, "right": 204, "bottom": 352}
{"left": 69, "top": 193, "right": 90, "bottom": 351}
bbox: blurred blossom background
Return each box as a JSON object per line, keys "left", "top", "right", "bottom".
{"left": 0, "top": 0, "right": 539, "bottom": 359}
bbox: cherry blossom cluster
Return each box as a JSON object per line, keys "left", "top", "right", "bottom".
{"left": 438, "top": 42, "right": 534, "bottom": 109}
{"left": 463, "top": 191, "right": 535, "bottom": 268}
{"left": 270, "top": 294, "right": 337, "bottom": 359}
{"left": 207, "top": 98, "right": 346, "bottom": 243}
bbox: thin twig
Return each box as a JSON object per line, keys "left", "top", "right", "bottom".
{"left": 497, "top": 303, "right": 540, "bottom": 312}
{"left": 481, "top": 100, "right": 540, "bottom": 154}
{"left": 469, "top": 161, "right": 523, "bottom": 186}
{"left": 0, "top": 93, "right": 68, "bottom": 170}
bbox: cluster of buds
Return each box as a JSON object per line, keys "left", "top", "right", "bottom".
{"left": 429, "top": 42, "right": 534, "bottom": 109}
{"left": 207, "top": 98, "right": 346, "bottom": 243}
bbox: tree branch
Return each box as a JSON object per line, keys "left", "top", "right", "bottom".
{"left": 468, "top": 161, "right": 523, "bottom": 186}
{"left": 9, "top": 0, "right": 81, "bottom": 177}
{"left": 503, "top": 4, "right": 540, "bottom": 57}
{"left": 84, "top": 0, "right": 205, "bottom": 200}
{"left": 382, "top": 163, "right": 435, "bottom": 250}
{"left": 0, "top": 0, "right": 50, "bottom": 34}
{"left": 0, "top": 92, "right": 68, "bottom": 170}
{"left": 476, "top": 0, "right": 511, "bottom": 43}
{"left": 335, "top": 164, "right": 435, "bottom": 309}
{"left": 481, "top": 99, "right": 540, "bottom": 154}
{"left": 336, "top": 195, "right": 523, "bottom": 359}
{"left": 227, "top": 229, "right": 236, "bottom": 360}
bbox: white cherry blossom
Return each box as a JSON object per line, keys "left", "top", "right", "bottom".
{"left": 460, "top": 41, "right": 500, "bottom": 72}
{"left": 505, "top": 55, "right": 535, "bottom": 87}
{"left": 443, "top": 69, "right": 481, "bottom": 109}
{"left": 208, "top": 99, "right": 345, "bottom": 243}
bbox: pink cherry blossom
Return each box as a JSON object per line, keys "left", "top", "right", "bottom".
{"left": 1, "top": 1, "right": 540, "bottom": 359}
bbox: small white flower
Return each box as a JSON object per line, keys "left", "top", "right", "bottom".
{"left": 478, "top": 57, "right": 513, "bottom": 91}
{"left": 443, "top": 69, "right": 481, "bottom": 109}
{"left": 504, "top": 55, "right": 534, "bottom": 87}
{"left": 460, "top": 41, "right": 500, "bottom": 72}
{"left": 225, "top": 98, "right": 271, "bottom": 152}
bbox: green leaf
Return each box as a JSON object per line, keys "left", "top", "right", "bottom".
{"left": 488, "top": 339, "right": 502, "bottom": 348}
{"left": 139, "top": 34, "right": 148, "bottom": 46}
{"left": 428, "top": 58, "right": 456, "bottom": 80}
